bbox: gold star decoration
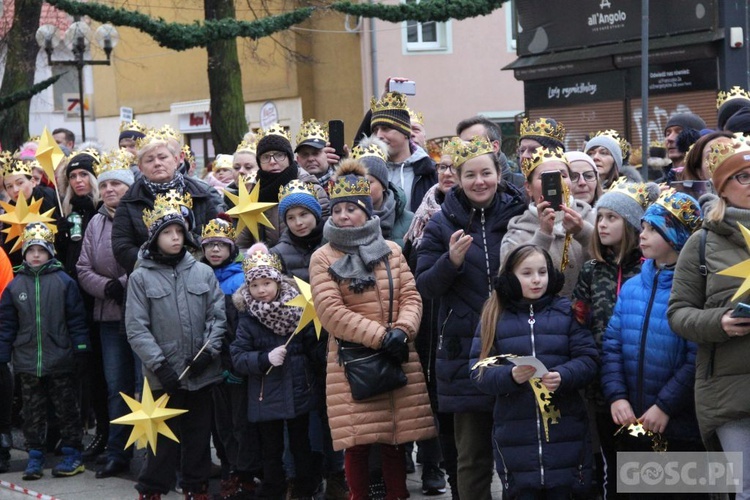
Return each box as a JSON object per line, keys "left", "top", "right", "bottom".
{"left": 224, "top": 181, "right": 276, "bottom": 241}
{"left": 34, "top": 127, "right": 65, "bottom": 186}
{"left": 0, "top": 196, "right": 57, "bottom": 253}
{"left": 718, "top": 223, "right": 750, "bottom": 301}
{"left": 285, "top": 276, "right": 322, "bottom": 339}
{"left": 615, "top": 421, "right": 669, "bottom": 452}
{"left": 110, "top": 377, "right": 187, "bottom": 454}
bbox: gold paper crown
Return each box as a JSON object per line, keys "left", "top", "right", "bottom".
{"left": 182, "top": 144, "right": 194, "bottom": 162}
{"left": 95, "top": 149, "right": 135, "bottom": 177}
{"left": 70, "top": 148, "right": 102, "bottom": 167}
{"left": 329, "top": 175, "right": 371, "bottom": 200}
{"left": 278, "top": 179, "right": 316, "bottom": 202}
{"left": 242, "top": 250, "right": 283, "bottom": 274}
{"left": 240, "top": 169, "right": 258, "bottom": 186}
{"left": 296, "top": 120, "right": 328, "bottom": 145}
{"left": 0, "top": 151, "right": 14, "bottom": 171}
{"left": 706, "top": 133, "right": 750, "bottom": 176}
{"left": 142, "top": 193, "right": 185, "bottom": 229}
{"left": 161, "top": 189, "right": 193, "bottom": 210}
{"left": 407, "top": 107, "right": 423, "bottom": 125}
{"left": 135, "top": 128, "right": 174, "bottom": 151}
{"left": 235, "top": 139, "right": 257, "bottom": 155}
{"left": 605, "top": 177, "right": 655, "bottom": 209}
{"left": 520, "top": 117, "right": 566, "bottom": 143}
{"left": 258, "top": 123, "right": 292, "bottom": 142}
{"left": 201, "top": 217, "right": 235, "bottom": 241}
{"left": 653, "top": 188, "right": 702, "bottom": 233}
{"left": 522, "top": 146, "right": 569, "bottom": 178}
{"left": 593, "top": 129, "right": 631, "bottom": 159}
{"left": 351, "top": 143, "right": 387, "bottom": 162}
{"left": 23, "top": 222, "right": 54, "bottom": 245}
{"left": 213, "top": 154, "right": 233, "bottom": 171}
{"left": 2, "top": 159, "right": 32, "bottom": 178}
{"left": 443, "top": 135, "right": 494, "bottom": 168}
{"left": 26, "top": 136, "right": 41, "bottom": 144}
{"left": 370, "top": 92, "right": 408, "bottom": 113}
{"left": 159, "top": 125, "right": 182, "bottom": 143}
{"left": 119, "top": 119, "right": 148, "bottom": 134}
{"left": 717, "top": 86, "right": 750, "bottom": 109}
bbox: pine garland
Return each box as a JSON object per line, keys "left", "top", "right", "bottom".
{"left": 331, "top": 0, "right": 507, "bottom": 23}
{"left": 0, "top": 74, "right": 63, "bottom": 111}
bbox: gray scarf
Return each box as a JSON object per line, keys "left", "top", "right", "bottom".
{"left": 373, "top": 190, "right": 397, "bottom": 239}
{"left": 323, "top": 216, "right": 392, "bottom": 293}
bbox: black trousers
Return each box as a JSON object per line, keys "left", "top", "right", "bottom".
{"left": 212, "top": 381, "right": 262, "bottom": 475}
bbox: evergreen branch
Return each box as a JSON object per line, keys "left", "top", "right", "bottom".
{"left": 330, "top": 0, "right": 508, "bottom": 23}
{"left": 0, "top": 74, "right": 63, "bottom": 111}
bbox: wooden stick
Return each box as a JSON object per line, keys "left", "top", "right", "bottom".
{"left": 264, "top": 332, "right": 297, "bottom": 375}
{"left": 178, "top": 324, "right": 214, "bottom": 381}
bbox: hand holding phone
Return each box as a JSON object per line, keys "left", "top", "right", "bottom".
{"left": 386, "top": 77, "right": 416, "bottom": 96}
{"left": 731, "top": 302, "right": 750, "bottom": 319}
{"left": 540, "top": 171, "right": 564, "bottom": 210}
{"left": 328, "top": 120, "right": 346, "bottom": 159}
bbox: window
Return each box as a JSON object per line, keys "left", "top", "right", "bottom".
{"left": 51, "top": 65, "right": 78, "bottom": 112}
{"left": 505, "top": 0, "right": 518, "bottom": 53}
{"left": 403, "top": 0, "right": 451, "bottom": 53}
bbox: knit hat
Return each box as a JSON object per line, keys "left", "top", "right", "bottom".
{"left": 664, "top": 113, "right": 706, "bottom": 135}
{"left": 717, "top": 87, "right": 750, "bottom": 130}
{"left": 352, "top": 136, "right": 389, "bottom": 189}
{"left": 564, "top": 151, "right": 597, "bottom": 170}
{"left": 585, "top": 135, "right": 623, "bottom": 172}
{"left": 519, "top": 117, "right": 566, "bottom": 151}
{"left": 328, "top": 160, "right": 373, "bottom": 218}
{"left": 256, "top": 124, "right": 294, "bottom": 166}
{"left": 707, "top": 134, "right": 750, "bottom": 193}
{"left": 278, "top": 179, "right": 322, "bottom": 222}
{"left": 595, "top": 179, "right": 660, "bottom": 230}
{"left": 22, "top": 222, "right": 55, "bottom": 257}
{"left": 642, "top": 190, "right": 702, "bottom": 251}
{"left": 295, "top": 120, "right": 328, "bottom": 153}
{"left": 66, "top": 149, "right": 101, "bottom": 178}
{"left": 243, "top": 243, "right": 284, "bottom": 284}
{"left": 370, "top": 92, "right": 411, "bottom": 137}
{"left": 118, "top": 119, "right": 148, "bottom": 142}
{"left": 96, "top": 149, "right": 135, "bottom": 187}
{"left": 142, "top": 192, "right": 192, "bottom": 252}
{"left": 725, "top": 107, "right": 750, "bottom": 134}
{"left": 201, "top": 215, "right": 237, "bottom": 252}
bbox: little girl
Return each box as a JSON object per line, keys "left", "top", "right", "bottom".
{"left": 230, "top": 243, "right": 323, "bottom": 500}
{"left": 470, "top": 244, "right": 599, "bottom": 499}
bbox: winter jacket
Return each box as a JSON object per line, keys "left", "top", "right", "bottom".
{"left": 602, "top": 260, "right": 700, "bottom": 440}
{"left": 501, "top": 200, "right": 596, "bottom": 298}
{"left": 126, "top": 251, "right": 226, "bottom": 392}
{"left": 230, "top": 290, "right": 322, "bottom": 422}
{"left": 60, "top": 195, "right": 99, "bottom": 280}
{"left": 210, "top": 261, "right": 244, "bottom": 372}
{"left": 386, "top": 148, "right": 438, "bottom": 212}
{"left": 310, "top": 240, "right": 436, "bottom": 451}
{"left": 415, "top": 183, "right": 527, "bottom": 413}
{"left": 469, "top": 296, "right": 599, "bottom": 495}
{"left": 112, "top": 176, "right": 218, "bottom": 274}
{"left": 76, "top": 205, "right": 127, "bottom": 322}
{"left": 668, "top": 208, "right": 750, "bottom": 447}
{"left": 0, "top": 259, "right": 90, "bottom": 376}
{"left": 270, "top": 227, "right": 322, "bottom": 283}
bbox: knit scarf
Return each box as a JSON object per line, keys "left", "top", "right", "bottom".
{"left": 143, "top": 172, "right": 186, "bottom": 198}
{"left": 288, "top": 219, "right": 324, "bottom": 250}
{"left": 323, "top": 216, "right": 392, "bottom": 293}
{"left": 145, "top": 247, "right": 187, "bottom": 267}
{"left": 258, "top": 166, "right": 298, "bottom": 203}
{"left": 243, "top": 280, "right": 302, "bottom": 337}
{"left": 373, "top": 189, "right": 397, "bottom": 239}
{"left": 403, "top": 184, "right": 442, "bottom": 248}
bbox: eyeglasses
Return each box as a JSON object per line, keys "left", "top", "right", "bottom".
{"left": 731, "top": 172, "right": 750, "bottom": 185}
{"left": 437, "top": 164, "right": 455, "bottom": 173}
{"left": 569, "top": 171, "right": 598, "bottom": 183}
{"left": 259, "top": 152, "right": 287, "bottom": 165}
{"left": 204, "top": 241, "right": 229, "bottom": 250}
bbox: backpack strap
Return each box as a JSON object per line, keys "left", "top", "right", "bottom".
{"left": 699, "top": 228, "right": 708, "bottom": 277}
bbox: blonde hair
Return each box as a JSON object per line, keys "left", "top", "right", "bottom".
{"left": 590, "top": 213, "right": 641, "bottom": 264}
{"left": 705, "top": 197, "right": 726, "bottom": 223}
{"left": 61, "top": 170, "right": 100, "bottom": 216}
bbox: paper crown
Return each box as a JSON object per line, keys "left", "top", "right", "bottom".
{"left": 182, "top": 144, "right": 194, "bottom": 162}
{"left": 520, "top": 117, "right": 566, "bottom": 143}
{"left": 142, "top": 192, "right": 188, "bottom": 230}
{"left": 328, "top": 174, "right": 371, "bottom": 200}
{"left": 296, "top": 120, "right": 328, "bottom": 145}
{"left": 443, "top": 135, "right": 494, "bottom": 168}
{"left": 70, "top": 147, "right": 102, "bottom": 166}
{"left": 162, "top": 189, "right": 193, "bottom": 210}
{"left": 717, "top": 86, "right": 750, "bottom": 109}
{"left": 239, "top": 169, "right": 258, "bottom": 186}
{"left": 135, "top": 127, "right": 178, "bottom": 151}
{"left": 201, "top": 217, "right": 235, "bottom": 241}
{"left": 522, "top": 146, "right": 569, "bottom": 178}
{"left": 593, "top": 129, "right": 631, "bottom": 159}
{"left": 119, "top": 119, "right": 148, "bottom": 134}
{"left": 652, "top": 188, "right": 702, "bottom": 233}
{"left": 605, "top": 177, "right": 656, "bottom": 209}
{"left": 23, "top": 222, "right": 54, "bottom": 245}
{"left": 95, "top": 149, "right": 135, "bottom": 177}
{"left": 706, "top": 133, "right": 750, "bottom": 176}
{"left": 278, "top": 179, "right": 316, "bottom": 202}
{"left": 407, "top": 107, "right": 424, "bottom": 125}
{"left": 370, "top": 92, "right": 408, "bottom": 113}
{"left": 242, "top": 249, "right": 283, "bottom": 274}
{"left": 2, "top": 159, "right": 32, "bottom": 177}
{"left": 235, "top": 138, "right": 257, "bottom": 155}
{"left": 351, "top": 143, "right": 387, "bottom": 162}
{"left": 0, "top": 151, "right": 14, "bottom": 171}
{"left": 213, "top": 154, "right": 233, "bottom": 171}
{"left": 258, "top": 123, "right": 292, "bottom": 143}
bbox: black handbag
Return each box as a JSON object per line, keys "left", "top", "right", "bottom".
{"left": 337, "top": 259, "right": 407, "bottom": 401}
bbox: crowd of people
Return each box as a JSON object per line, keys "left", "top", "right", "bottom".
{"left": 1, "top": 85, "right": 750, "bottom": 500}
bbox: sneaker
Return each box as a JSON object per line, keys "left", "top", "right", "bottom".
{"left": 52, "top": 447, "right": 85, "bottom": 477}
{"left": 22, "top": 449, "right": 45, "bottom": 480}
{"left": 421, "top": 464, "right": 447, "bottom": 495}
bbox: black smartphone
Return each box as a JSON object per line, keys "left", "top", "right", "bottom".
{"left": 540, "top": 170, "right": 564, "bottom": 210}
{"left": 328, "top": 120, "right": 345, "bottom": 158}
{"left": 732, "top": 302, "right": 750, "bottom": 318}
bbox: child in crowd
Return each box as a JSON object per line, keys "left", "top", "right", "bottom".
{"left": 470, "top": 244, "right": 599, "bottom": 499}
{"left": 0, "top": 223, "right": 90, "bottom": 480}
{"left": 126, "top": 193, "right": 226, "bottom": 500}
{"left": 230, "top": 243, "right": 323, "bottom": 500}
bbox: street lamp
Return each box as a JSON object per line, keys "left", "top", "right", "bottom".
{"left": 35, "top": 21, "right": 119, "bottom": 142}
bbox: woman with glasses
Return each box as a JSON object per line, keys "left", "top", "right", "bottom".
{"left": 669, "top": 135, "right": 750, "bottom": 499}
{"left": 565, "top": 152, "right": 602, "bottom": 206}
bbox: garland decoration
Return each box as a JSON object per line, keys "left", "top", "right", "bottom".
{"left": 331, "top": 0, "right": 507, "bottom": 23}
{"left": 0, "top": 74, "right": 62, "bottom": 111}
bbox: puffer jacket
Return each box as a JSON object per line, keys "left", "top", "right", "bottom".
{"left": 469, "top": 296, "right": 599, "bottom": 495}
{"left": 211, "top": 261, "right": 244, "bottom": 372}
{"left": 310, "top": 240, "right": 436, "bottom": 451}
{"left": 500, "top": 200, "right": 596, "bottom": 298}
{"left": 602, "top": 260, "right": 700, "bottom": 440}
{"left": 76, "top": 205, "right": 127, "bottom": 322}
{"left": 415, "top": 183, "right": 527, "bottom": 413}
{"left": 230, "top": 288, "right": 322, "bottom": 422}
{"left": 270, "top": 223, "right": 324, "bottom": 283}
{"left": 0, "top": 259, "right": 90, "bottom": 376}
{"left": 668, "top": 207, "right": 750, "bottom": 447}
{"left": 126, "top": 251, "right": 226, "bottom": 392}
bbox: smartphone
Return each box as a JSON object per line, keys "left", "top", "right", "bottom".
{"left": 388, "top": 78, "right": 416, "bottom": 96}
{"left": 328, "top": 120, "right": 345, "bottom": 158}
{"left": 540, "top": 170, "right": 564, "bottom": 210}
{"left": 731, "top": 302, "right": 750, "bottom": 318}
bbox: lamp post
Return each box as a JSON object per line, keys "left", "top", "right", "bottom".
{"left": 35, "top": 21, "right": 119, "bottom": 142}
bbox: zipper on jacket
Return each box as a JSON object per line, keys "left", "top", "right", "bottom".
{"left": 428, "top": 300, "right": 435, "bottom": 382}
{"left": 35, "top": 269, "right": 42, "bottom": 377}
{"left": 528, "top": 304, "right": 545, "bottom": 486}
{"left": 480, "top": 209, "right": 492, "bottom": 297}
{"left": 438, "top": 310, "right": 453, "bottom": 351}
{"left": 706, "top": 344, "right": 716, "bottom": 380}
{"left": 493, "top": 437, "right": 512, "bottom": 491}
{"left": 636, "top": 267, "right": 660, "bottom": 414}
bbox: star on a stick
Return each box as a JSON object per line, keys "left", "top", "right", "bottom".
{"left": 718, "top": 223, "right": 750, "bottom": 301}
{"left": 285, "top": 277, "right": 322, "bottom": 338}
{"left": 0, "top": 196, "right": 57, "bottom": 253}
{"left": 224, "top": 181, "right": 276, "bottom": 241}
{"left": 110, "top": 378, "right": 187, "bottom": 454}
{"left": 35, "top": 127, "right": 65, "bottom": 186}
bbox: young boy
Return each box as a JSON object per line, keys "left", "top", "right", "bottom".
{"left": 0, "top": 222, "right": 90, "bottom": 480}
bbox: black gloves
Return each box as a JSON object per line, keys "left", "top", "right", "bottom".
{"left": 186, "top": 350, "right": 213, "bottom": 378}
{"left": 104, "top": 279, "right": 125, "bottom": 305}
{"left": 154, "top": 363, "right": 181, "bottom": 394}
{"left": 382, "top": 329, "right": 409, "bottom": 364}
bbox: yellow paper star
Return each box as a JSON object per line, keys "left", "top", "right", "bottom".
{"left": 224, "top": 180, "right": 276, "bottom": 241}
{"left": 35, "top": 127, "right": 65, "bottom": 186}
{"left": 285, "top": 276, "right": 322, "bottom": 338}
{"left": 718, "top": 223, "right": 750, "bottom": 301}
{"left": 110, "top": 377, "right": 187, "bottom": 454}
{"left": 0, "top": 196, "right": 57, "bottom": 253}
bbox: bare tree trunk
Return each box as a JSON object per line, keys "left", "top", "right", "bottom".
{"left": 0, "top": 0, "right": 44, "bottom": 151}
{"left": 205, "top": 0, "right": 246, "bottom": 155}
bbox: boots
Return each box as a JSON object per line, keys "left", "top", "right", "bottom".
{"left": 183, "top": 483, "right": 210, "bottom": 500}
{"left": 0, "top": 433, "right": 12, "bottom": 473}
{"left": 138, "top": 494, "right": 162, "bottom": 500}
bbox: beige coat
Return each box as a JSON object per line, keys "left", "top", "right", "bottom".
{"left": 310, "top": 241, "right": 436, "bottom": 451}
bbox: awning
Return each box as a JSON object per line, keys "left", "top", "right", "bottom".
{"left": 170, "top": 99, "right": 210, "bottom": 116}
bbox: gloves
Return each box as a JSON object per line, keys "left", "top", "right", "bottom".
{"left": 222, "top": 370, "right": 244, "bottom": 385}
{"left": 154, "top": 363, "right": 181, "bottom": 394}
{"left": 268, "top": 346, "right": 287, "bottom": 367}
{"left": 382, "top": 329, "right": 409, "bottom": 364}
{"left": 104, "top": 279, "right": 125, "bottom": 305}
{"left": 187, "top": 350, "right": 213, "bottom": 378}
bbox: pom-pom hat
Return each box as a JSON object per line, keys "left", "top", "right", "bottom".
{"left": 328, "top": 160, "right": 373, "bottom": 218}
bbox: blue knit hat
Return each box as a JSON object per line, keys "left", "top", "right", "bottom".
{"left": 641, "top": 191, "right": 702, "bottom": 251}
{"left": 278, "top": 180, "right": 322, "bottom": 222}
